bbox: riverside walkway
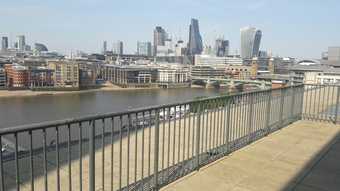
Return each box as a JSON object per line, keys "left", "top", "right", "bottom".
{"left": 162, "top": 121, "right": 340, "bottom": 191}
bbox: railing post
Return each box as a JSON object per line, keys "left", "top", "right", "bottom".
{"left": 265, "top": 90, "right": 272, "bottom": 135}
{"left": 334, "top": 86, "right": 340, "bottom": 124}
{"left": 225, "top": 98, "right": 231, "bottom": 154}
{"left": 89, "top": 120, "right": 95, "bottom": 191}
{"left": 290, "top": 87, "right": 296, "bottom": 122}
{"left": 153, "top": 109, "right": 160, "bottom": 190}
{"left": 247, "top": 93, "right": 254, "bottom": 143}
{"left": 195, "top": 102, "right": 201, "bottom": 170}
{"left": 279, "top": 88, "right": 285, "bottom": 128}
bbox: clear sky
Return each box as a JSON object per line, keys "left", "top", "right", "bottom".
{"left": 0, "top": 0, "right": 339, "bottom": 58}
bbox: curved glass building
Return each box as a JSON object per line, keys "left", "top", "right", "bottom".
{"left": 34, "top": 43, "right": 48, "bottom": 52}
{"left": 187, "top": 18, "right": 203, "bottom": 55}
{"left": 240, "top": 27, "right": 262, "bottom": 59}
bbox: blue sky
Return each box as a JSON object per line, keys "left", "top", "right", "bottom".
{"left": 0, "top": 0, "right": 339, "bottom": 58}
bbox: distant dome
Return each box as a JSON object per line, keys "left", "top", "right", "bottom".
{"left": 297, "top": 59, "right": 319, "bottom": 66}
{"left": 34, "top": 43, "right": 48, "bottom": 52}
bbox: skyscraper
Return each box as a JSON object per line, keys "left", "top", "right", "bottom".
{"left": 153, "top": 26, "right": 167, "bottom": 56}
{"left": 240, "top": 27, "right": 262, "bottom": 59}
{"left": 187, "top": 18, "right": 203, "bottom": 55}
{"left": 137, "top": 41, "right": 152, "bottom": 56}
{"left": 17, "top": 35, "right": 26, "bottom": 52}
{"left": 215, "top": 38, "right": 229, "bottom": 57}
{"left": 1, "top": 37, "right": 8, "bottom": 51}
{"left": 113, "top": 41, "right": 124, "bottom": 55}
{"left": 102, "top": 41, "right": 107, "bottom": 54}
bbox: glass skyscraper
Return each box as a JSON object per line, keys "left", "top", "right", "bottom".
{"left": 187, "top": 18, "right": 203, "bottom": 55}
{"left": 240, "top": 27, "right": 262, "bottom": 59}
{"left": 1, "top": 37, "right": 8, "bottom": 50}
{"left": 137, "top": 41, "right": 152, "bottom": 56}
{"left": 153, "top": 26, "right": 167, "bottom": 56}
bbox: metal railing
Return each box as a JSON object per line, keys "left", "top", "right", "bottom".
{"left": 302, "top": 84, "right": 340, "bottom": 123}
{"left": 0, "top": 84, "right": 307, "bottom": 191}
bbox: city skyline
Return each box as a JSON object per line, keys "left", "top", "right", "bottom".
{"left": 0, "top": 0, "right": 340, "bottom": 58}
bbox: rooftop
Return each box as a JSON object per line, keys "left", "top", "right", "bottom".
{"left": 162, "top": 121, "right": 340, "bottom": 191}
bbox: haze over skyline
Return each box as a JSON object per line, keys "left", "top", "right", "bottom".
{"left": 1, "top": 0, "right": 339, "bottom": 58}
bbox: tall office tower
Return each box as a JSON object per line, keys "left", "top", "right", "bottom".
{"left": 240, "top": 27, "right": 262, "bottom": 59}
{"left": 153, "top": 26, "right": 167, "bottom": 55}
{"left": 102, "top": 41, "right": 107, "bottom": 54}
{"left": 1, "top": 37, "right": 8, "bottom": 50}
{"left": 215, "top": 38, "right": 229, "bottom": 57}
{"left": 17, "top": 35, "right": 26, "bottom": 51}
{"left": 137, "top": 41, "right": 152, "bottom": 56}
{"left": 187, "top": 18, "right": 203, "bottom": 55}
{"left": 113, "top": 41, "right": 124, "bottom": 55}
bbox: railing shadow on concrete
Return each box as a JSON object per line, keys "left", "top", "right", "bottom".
{"left": 280, "top": 130, "right": 340, "bottom": 191}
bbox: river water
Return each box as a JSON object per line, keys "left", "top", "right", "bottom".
{"left": 0, "top": 88, "right": 225, "bottom": 128}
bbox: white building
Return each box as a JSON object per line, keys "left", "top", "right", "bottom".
{"left": 158, "top": 67, "right": 190, "bottom": 83}
{"left": 194, "top": 55, "right": 243, "bottom": 66}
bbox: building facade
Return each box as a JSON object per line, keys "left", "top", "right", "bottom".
{"left": 102, "top": 65, "right": 158, "bottom": 87}
{"left": 194, "top": 55, "right": 243, "bottom": 66}
{"left": 187, "top": 19, "right": 203, "bottom": 55}
{"left": 5, "top": 64, "right": 29, "bottom": 88}
{"left": 29, "top": 67, "right": 54, "bottom": 88}
{"left": 0, "top": 68, "right": 6, "bottom": 88}
{"left": 225, "top": 65, "right": 252, "bottom": 80}
{"left": 48, "top": 60, "right": 79, "bottom": 88}
{"left": 191, "top": 65, "right": 225, "bottom": 79}
{"left": 158, "top": 67, "right": 190, "bottom": 83}
{"left": 240, "top": 27, "right": 262, "bottom": 59}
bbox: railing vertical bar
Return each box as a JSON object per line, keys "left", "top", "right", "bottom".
{"left": 208, "top": 100, "right": 213, "bottom": 151}
{"left": 177, "top": 105, "right": 181, "bottom": 164}
{"left": 247, "top": 93, "right": 254, "bottom": 143}
{"left": 56, "top": 126, "right": 60, "bottom": 191}
{"left": 153, "top": 109, "right": 160, "bottom": 190}
{"left": 182, "top": 105, "right": 187, "bottom": 162}
{"left": 141, "top": 112, "right": 146, "bottom": 190}
{"left": 217, "top": 100, "right": 221, "bottom": 148}
{"left": 265, "top": 92, "right": 272, "bottom": 134}
{"left": 205, "top": 101, "right": 209, "bottom": 153}
{"left": 148, "top": 111, "right": 152, "bottom": 187}
{"left": 29, "top": 130, "right": 34, "bottom": 191}
{"left": 43, "top": 129, "right": 48, "bottom": 191}
{"left": 321, "top": 86, "right": 326, "bottom": 121}
{"left": 326, "top": 85, "right": 331, "bottom": 121}
{"left": 89, "top": 120, "right": 95, "bottom": 191}
{"left": 119, "top": 116, "right": 123, "bottom": 191}
{"left": 225, "top": 99, "right": 231, "bottom": 153}
{"left": 101, "top": 119, "right": 105, "bottom": 190}
{"left": 172, "top": 107, "right": 176, "bottom": 166}
{"left": 14, "top": 132, "right": 20, "bottom": 191}
{"left": 110, "top": 117, "right": 114, "bottom": 191}
{"left": 79, "top": 122, "right": 83, "bottom": 191}
{"left": 195, "top": 102, "right": 201, "bottom": 169}
{"left": 162, "top": 108, "right": 166, "bottom": 182}
{"left": 187, "top": 105, "right": 191, "bottom": 160}
{"left": 134, "top": 113, "right": 138, "bottom": 187}
{"left": 167, "top": 108, "right": 171, "bottom": 182}
{"left": 127, "top": 114, "right": 131, "bottom": 188}
{"left": 67, "top": 124, "right": 72, "bottom": 191}
{"left": 334, "top": 86, "right": 340, "bottom": 124}
{"left": 0, "top": 136, "right": 4, "bottom": 191}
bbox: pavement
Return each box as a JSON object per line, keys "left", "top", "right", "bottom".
{"left": 162, "top": 120, "right": 340, "bottom": 191}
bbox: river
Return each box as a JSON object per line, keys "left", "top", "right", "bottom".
{"left": 0, "top": 88, "right": 226, "bottom": 128}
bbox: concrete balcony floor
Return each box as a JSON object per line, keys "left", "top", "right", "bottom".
{"left": 162, "top": 121, "right": 340, "bottom": 191}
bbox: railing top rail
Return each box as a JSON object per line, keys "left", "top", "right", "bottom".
{"left": 0, "top": 84, "right": 304, "bottom": 135}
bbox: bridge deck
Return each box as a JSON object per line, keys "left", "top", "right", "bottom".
{"left": 162, "top": 121, "right": 340, "bottom": 191}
